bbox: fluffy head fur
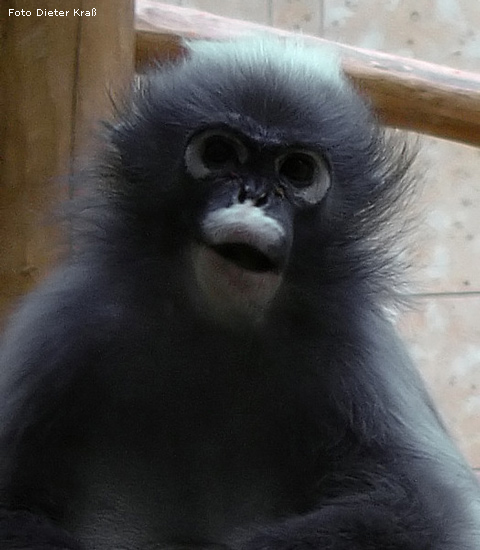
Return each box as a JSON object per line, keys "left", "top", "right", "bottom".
{"left": 83, "top": 37, "right": 416, "bottom": 310}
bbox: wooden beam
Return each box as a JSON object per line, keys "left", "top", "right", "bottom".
{"left": 135, "top": 1, "right": 480, "bottom": 148}
{"left": 0, "top": 0, "right": 134, "bottom": 321}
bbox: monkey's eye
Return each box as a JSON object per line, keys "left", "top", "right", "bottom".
{"left": 278, "top": 153, "right": 317, "bottom": 187}
{"left": 276, "top": 150, "right": 331, "bottom": 205}
{"left": 185, "top": 130, "right": 248, "bottom": 179}
{"left": 202, "top": 136, "right": 239, "bottom": 169}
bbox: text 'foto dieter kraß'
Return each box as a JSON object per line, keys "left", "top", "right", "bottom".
{"left": 8, "top": 8, "right": 97, "bottom": 17}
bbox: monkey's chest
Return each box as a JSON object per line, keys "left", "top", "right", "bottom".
{"left": 67, "top": 406, "right": 304, "bottom": 550}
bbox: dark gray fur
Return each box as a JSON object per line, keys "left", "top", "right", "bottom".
{"left": 0, "top": 38, "right": 479, "bottom": 549}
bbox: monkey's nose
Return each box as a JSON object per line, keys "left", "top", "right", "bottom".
{"left": 238, "top": 183, "right": 269, "bottom": 207}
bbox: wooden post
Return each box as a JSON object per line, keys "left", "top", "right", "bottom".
{"left": 0, "top": 0, "right": 135, "bottom": 321}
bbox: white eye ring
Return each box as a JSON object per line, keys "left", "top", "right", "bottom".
{"left": 185, "top": 129, "right": 249, "bottom": 179}
{"left": 276, "top": 150, "right": 331, "bottom": 205}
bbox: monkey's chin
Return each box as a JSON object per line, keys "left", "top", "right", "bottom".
{"left": 192, "top": 244, "right": 282, "bottom": 325}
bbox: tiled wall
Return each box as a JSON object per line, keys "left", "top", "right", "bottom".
{"left": 158, "top": 0, "right": 480, "bottom": 468}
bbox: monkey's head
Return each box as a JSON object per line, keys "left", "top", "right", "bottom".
{"left": 101, "top": 38, "right": 414, "bottom": 325}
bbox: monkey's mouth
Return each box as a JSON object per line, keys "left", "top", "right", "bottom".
{"left": 211, "top": 243, "right": 277, "bottom": 273}
{"left": 193, "top": 204, "right": 287, "bottom": 321}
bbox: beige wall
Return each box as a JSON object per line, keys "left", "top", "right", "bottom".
{"left": 160, "top": 0, "right": 480, "bottom": 469}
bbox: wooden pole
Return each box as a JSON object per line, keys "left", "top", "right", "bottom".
{"left": 134, "top": 1, "right": 480, "bottom": 148}
{"left": 0, "top": 0, "right": 135, "bottom": 320}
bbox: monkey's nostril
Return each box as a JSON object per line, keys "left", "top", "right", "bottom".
{"left": 238, "top": 187, "right": 247, "bottom": 203}
{"left": 255, "top": 193, "right": 268, "bottom": 207}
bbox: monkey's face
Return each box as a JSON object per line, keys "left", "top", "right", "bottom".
{"left": 184, "top": 127, "right": 331, "bottom": 324}
{"left": 110, "top": 39, "right": 406, "bottom": 326}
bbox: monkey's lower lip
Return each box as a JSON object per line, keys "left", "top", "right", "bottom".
{"left": 210, "top": 242, "right": 278, "bottom": 273}
{"left": 194, "top": 244, "right": 282, "bottom": 319}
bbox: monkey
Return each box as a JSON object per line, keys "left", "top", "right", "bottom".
{"left": 0, "top": 37, "right": 479, "bottom": 550}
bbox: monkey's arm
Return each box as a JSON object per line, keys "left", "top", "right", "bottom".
{"left": 235, "top": 440, "right": 479, "bottom": 550}
{"left": 238, "top": 477, "right": 477, "bottom": 550}
{"left": 0, "top": 509, "right": 82, "bottom": 550}
{"left": 0, "top": 266, "right": 112, "bottom": 549}
{"left": 237, "top": 313, "right": 480, "bottom": 550}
